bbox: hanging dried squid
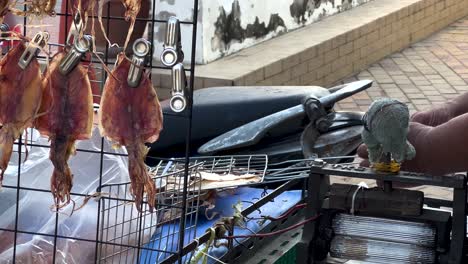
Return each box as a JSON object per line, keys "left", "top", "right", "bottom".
{"left": 35, "top": 36, "right": 93, "bottom": 208}
{"left": 70, "top": 0, "right": 97, "bottom": 42}
{"left": 0, "top": 0, "right": 9, "bottom": 23}
{"left": 120, "top": 0, "right": 141, "bottom": 48}
{"left": 99, "top": 45, "right": 163, "bottom": 212}
{"left": 10, "top": 0, "right": 56, "bottom": 17}
{"left": 0, "top": 32, "right": 46, "bottom": 184}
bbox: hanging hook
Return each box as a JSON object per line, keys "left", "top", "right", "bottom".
{"left": 160, "top": 16, "right": 184, "bottom": 67}
{"left": 66, "top": 12, "right": 83, "bottom": 47}
{"left": 127, "top": 38, "right": 151, "bottom": 87}
{"left": 18, "top": 31, "right": 49, "bottom": 70}
{"left": 59, "top": 34, "right": 93, "bottom": 75}
{"left": 169, "top": 62, "right": 189, "bottom": 112}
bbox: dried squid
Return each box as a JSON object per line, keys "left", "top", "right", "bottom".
{"left": 35, "top": 51, "right": 93, "bottom": 208}
{"left": 0, "top": 40, "right": 42, "bottom": 183}
{"left": 99, "top": 53, "right": 163, "bottom": 212}
{"left": 72, "top": 0, "right": 92, "bottom": 16}
{"left": 0, "top": 0, "right": 9, "bottom": 23}
{"left": 10, "top": 0, "right": 56, "bottom": 17}
{"left": 121, "top": 0, "right": 141, "bottom": 48}
{"left": 71, "top": 0, "right": 96, "bottom": 40}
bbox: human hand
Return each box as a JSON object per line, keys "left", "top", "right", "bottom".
{"left": 356, "top": 92, "right": 468, "bottom": 187}
{"left": 410, "top": 91, "right": 468, "bottom": 127}
{"left": 358, "top": 112, "right": 468, "bottom": 188}
{"left": 356, "top": 142, "right": 422, "bottom": 188}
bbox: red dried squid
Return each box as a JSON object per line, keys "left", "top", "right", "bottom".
{"left": 9, "top": 0, "right": 56, "bottom": 17}
{"left": 121, "top": 0, "right": 141, "bottom": 47}
{"left": 35, "top": 51, "right": 93, "bottom": 208}
{"left": 0, "top": 42, "right": 42, "bottom": 183}
{"left": 98, "top": 53, "right": 163, "bottom": 212}
{"left": 0, "top": 0, "right": 9, "bottom": 23}
{"left": 71, "top": 0, "right": 96, "bottom": 36}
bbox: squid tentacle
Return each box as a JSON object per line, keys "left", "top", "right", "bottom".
{"left": 127, "top": 142, "right": 156, "bottom": 212}
{"left": 49, "top": 135, "right": 76, "bottom": 209}
{"left": 0, "top": 124, "right": 19, "bottom": 184}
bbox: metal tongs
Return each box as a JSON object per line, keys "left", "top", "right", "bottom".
{"left": 59, "top": 12, "right": 91, "bottom": 75}
{"left": 18, "top": 31, "right": 49, "bottom": 70}
{"left": 59, "top": 34, "right": 93, "bottom": 75}
{"left": 170, "top": 63, "right": 189, "bottom": 112}
{"left": 160, "top": 16, "right": 184, "bottom": 67}
{"left": 161, "top": 16, "right": 189, "bottom": 112}
{"left": 127, "top": 38, "right": 151, "bottom": 87}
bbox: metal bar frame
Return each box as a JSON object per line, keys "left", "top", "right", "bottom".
{"left": 3, "top": 0, "right": 200, "bottom": 263}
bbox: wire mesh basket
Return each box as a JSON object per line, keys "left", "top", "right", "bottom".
{"left": 97, "top": 159, "right": 203, "bottom": 263}
{"left": 97, "top": 155, "right": 268, "bottom": 263}
{"left": 155, "top": 155, "right": 269, "bottom": 191}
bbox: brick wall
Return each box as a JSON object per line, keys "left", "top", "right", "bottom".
{"left": 254, "top": 0, "right": 468, "bottom": 87}
{"left": 154, "top": 0, "right": 468, "bottom": 99}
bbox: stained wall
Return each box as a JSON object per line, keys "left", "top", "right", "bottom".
{"left": 152, "top": 0, "right": 372, "bottom": 64}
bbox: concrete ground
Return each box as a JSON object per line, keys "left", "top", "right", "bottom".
{"left": 331, "top": 16, "right": 468, "bottom": 200}
{"left": 337, "top": 17, "right": 468, "bottom": 114}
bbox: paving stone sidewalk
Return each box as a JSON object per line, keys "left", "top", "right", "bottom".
{"left": 332, "top": 17, "right": 468, "bottom": 200}
{"left": 336, "top": 17, "right": 468, "bottom": 115}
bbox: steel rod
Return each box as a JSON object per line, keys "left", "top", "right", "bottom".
{"left": 177, "top": 0, "right": 199, "bottom": 262}
{"left": 310, "top": 164, "right": 466, "bottom": 188}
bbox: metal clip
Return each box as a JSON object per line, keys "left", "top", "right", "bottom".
{"left": 160, "top": 16, "right": 184, "bottom": 67}
{"left": 59, "top": 34, "right": 93, "bottom": 75}
{"left": 66, "top": 12, "right": 83, "bottom": 46}
{"left": 170, "top": 63, "right": 188, "bottom": 112}
{"left": 18, "top": 31, "right": 49, "bottom": 70}
{"left": 127, "top": 38, "right": 150, "bottom": 87}
{"left": 0, "top": 23, "right": 9, "bottom": 38}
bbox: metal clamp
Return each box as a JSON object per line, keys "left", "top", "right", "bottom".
{"left": 127, "top": 38, "right": 151, "bottom": 87}
{"left": 169, "top": 62, "right": 188, "bottom": 112}
{"left": 0, "top": 23, "right": 9, "bottom": 38}
{"left": 59, "top": 34, "right": 93, "bottom": 75}
{"left": 160, "top": 16, "right": 184, "bottom": 67}
{"left": 18, "top": 31, "right": 49, "bottom": 70}
{"left": 66, "top": 12, "right": 83, "bottom": 46}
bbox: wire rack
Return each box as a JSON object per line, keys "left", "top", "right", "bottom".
{"left": 97, "top": 155, "right": 268, "bottom": 263}
{"left": 97, "top": 160, "right": 203, "bottom": 264}
{"left": 0, "top": 0, "right": 200, "bottom": 263}
{"left": 264, "top": 156, "right": 360, "bottom": 183}
{"left": 163, "top": 155, "right": 269, "bottom": 191}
